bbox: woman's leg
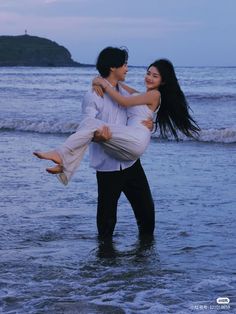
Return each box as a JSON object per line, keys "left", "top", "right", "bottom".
{"left": 33, "top": 150, "right": 62, "bottom": 164}
{"left": 101, "top": 126, "right": 150, "bottom": 161}
{"left": 34, "top": 117, "right": 103, "bottom": 184}
{"left": 34, "top": 117, "right": 150, "bottom": 184}
{"left": 58, "top": 122, "right": 150, "bottom": 184}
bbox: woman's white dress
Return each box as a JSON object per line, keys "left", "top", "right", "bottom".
{"left": 57, "top": 104, "right": 156, "bottom": 185}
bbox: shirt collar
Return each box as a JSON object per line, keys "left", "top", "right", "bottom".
{"left": 104, "top": 79, "right": 119, "bottom": 91}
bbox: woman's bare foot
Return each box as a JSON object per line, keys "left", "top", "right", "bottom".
{"left": 46, "top": 164, "right": 63, "bottom": 174}
{"left": 33, "top": 150, "right": 62, "bottom": 164}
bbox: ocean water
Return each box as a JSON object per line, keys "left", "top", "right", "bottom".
{"left": 0, "top": 66, "right": 235, "bottom": 313}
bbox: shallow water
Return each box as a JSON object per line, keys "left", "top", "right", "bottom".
{"left": 0, "top": 130, "right": 235, "bottom": 313}
{"left": 0, "top": 66, "right": 235, "bottom": 313}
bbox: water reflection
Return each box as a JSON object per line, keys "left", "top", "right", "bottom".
{"left": 96, "top": 234, "right": 158, "bottom": 262}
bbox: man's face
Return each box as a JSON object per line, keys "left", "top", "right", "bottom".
{"left": 112, "top": 63, "right": 128, "bottom": 81}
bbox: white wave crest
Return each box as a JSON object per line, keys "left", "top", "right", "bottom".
{"left": 197, "top": 128, "right": 236, "bottom": 143}
{"left": 0, "top": 118, "right": 236, "bottom": 144}
{"left": 0, "top": 118, "right": 78, "bottom": 134}
{"left": 151, "top": 127, "right": 236, "bottom": 144}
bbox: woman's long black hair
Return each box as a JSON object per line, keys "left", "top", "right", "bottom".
{"left": 150, "top": 59, "right": 200, "bottom": 140}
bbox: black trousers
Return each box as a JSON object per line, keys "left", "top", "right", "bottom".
{"left": 96, "top": 159, "right": 155, "bottom": 238}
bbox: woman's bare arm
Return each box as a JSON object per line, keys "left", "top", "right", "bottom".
{"left": 93, "top": 77, "right": 160, "bottom": 110}
{"left": 92, "top": 81, "right": 138, "bottom": 98}
{"left": 118, "top": 82, "right": 139, "bottom": 95}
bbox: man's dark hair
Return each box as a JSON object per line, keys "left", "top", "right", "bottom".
{"left": 96, "top": 46, "right": 128, "bottom": 78}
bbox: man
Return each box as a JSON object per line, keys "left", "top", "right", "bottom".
{"left": 81, "top": 47, "right": 155, "bottom": 239}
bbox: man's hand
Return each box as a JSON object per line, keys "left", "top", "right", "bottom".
{"left": 92, "top": 126, "right": 112, "bottom": 142}
{"left": 142, "top": 119, "right": 154, "bottom": 131}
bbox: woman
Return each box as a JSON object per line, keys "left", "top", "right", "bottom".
{"left": 34, "top": 59, "right": 200, "bottom": 185}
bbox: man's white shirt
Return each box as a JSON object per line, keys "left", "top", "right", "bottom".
{"left": 81, "top": 86, "right": 136, "bottom": 171}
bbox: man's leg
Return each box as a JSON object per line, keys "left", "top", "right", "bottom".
{"left": 96, "top": 170, "right": 123, "bottom": 239}
{"left": 123, "top": 160, "right": 155, "bottom": 235}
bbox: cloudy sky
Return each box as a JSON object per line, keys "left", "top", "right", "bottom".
{"left": 0, "top": 0, "right": 235, "bottom": 66}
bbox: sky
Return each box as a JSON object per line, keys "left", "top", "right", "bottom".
{"left": 0, "top": 0, "right": 236, "bottom": 66}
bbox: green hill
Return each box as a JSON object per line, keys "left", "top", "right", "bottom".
{"left": 0, "top": 35, "right": 85, "bottom": 67}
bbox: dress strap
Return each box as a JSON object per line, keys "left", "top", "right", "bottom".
{"left": 154, "top": 95, "right": 161, "bottom": 113}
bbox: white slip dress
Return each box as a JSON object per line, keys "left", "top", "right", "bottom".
{"left": 57, "top": 104, "right": 158, "bottom": 185}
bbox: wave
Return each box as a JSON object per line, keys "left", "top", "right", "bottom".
{"left": 151, "top": 128, "right": 236, "bottom": 144}
{"left": 0, "top": 118, "right": 78, "bottom": 134}
{"left": 196, "top": 128, "right": 236, "bottom": 143}
{"left": 0, "top": 118, "right": 235, "bottom": 144}
{"left": 186, "top": 93, "right": 236, "bottom": 102}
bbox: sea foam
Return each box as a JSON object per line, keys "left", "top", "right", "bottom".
{"left": 0, "top": 118, "right": 235, "bottom": 144}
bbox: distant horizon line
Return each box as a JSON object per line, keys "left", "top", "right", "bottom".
{"left": 128, "top": 64, "right": 236, "bottom": 68}
{"left": 0, "top": 64, "right": 236, "bottom": 68}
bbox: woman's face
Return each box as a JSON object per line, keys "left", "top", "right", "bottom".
{"left": 145, "top": 66, "right": 162, "bottom": 90}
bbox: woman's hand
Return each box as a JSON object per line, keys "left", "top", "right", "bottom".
{"left": 93, "top": 85, "right": 104, "bottom": 97}
{"left": 92, "top": 76, "right": 107, "bottom": 89}
{"left": 92, "top": 76, "right": 108, "bottom": 97}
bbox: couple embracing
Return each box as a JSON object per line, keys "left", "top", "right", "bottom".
{"left": 34, "top": 46, "right": 199, "bottom": 239}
